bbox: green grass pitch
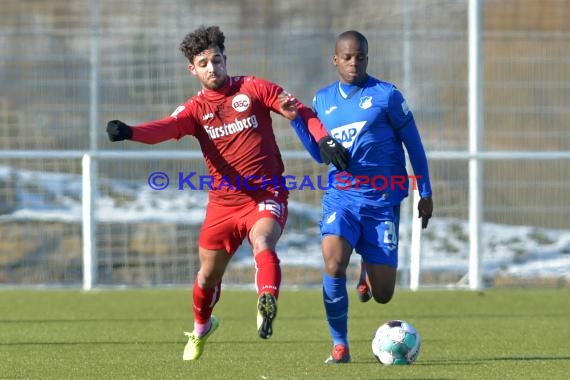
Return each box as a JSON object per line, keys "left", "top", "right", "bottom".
{"left": 1, "top": 288, "right": 569, "bottom": 379}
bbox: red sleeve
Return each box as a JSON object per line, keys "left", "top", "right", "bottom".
{"left": 297, "top": 104, "right": 328, "bottom": 142}
{"left": 249, "top": 76, "right": 328, "bottom": 142}
{"left": 247, "top": 76, "right": 283, "bottom": 113}
{"left": 130, "top": 104, "right": 197, "bottom": 144}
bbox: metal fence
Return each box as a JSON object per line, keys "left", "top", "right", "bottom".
{"left": 1, "top": 0, "right": 569, "bottom": 288}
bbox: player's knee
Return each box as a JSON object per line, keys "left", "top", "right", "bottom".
{"left": 324, "top": 261, "right": 346, "bottom": 277}
{"left": 251, "top": 235, "right": 277, "bottom": 253}
{"left": 372, "top": 289, "right": 394, "bottom": 304}
{"left": 196, "top": 271, "right": 221, "bottom": 288}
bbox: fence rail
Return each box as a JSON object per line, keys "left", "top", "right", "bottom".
{"left": 2, "top": 149, "right": 568, "bottom": 289}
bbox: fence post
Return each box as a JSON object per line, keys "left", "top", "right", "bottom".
{"left": 82, "top": 0, "right": 100, "bottom": 291}
{"left": 82, "top": 154, "right": 97, "bottom": 290}
{"left": 468, "top": 0, "right": 484, "bottom": 290}
{"left": 409, "top": 191, "right": 422, "bottom": 291}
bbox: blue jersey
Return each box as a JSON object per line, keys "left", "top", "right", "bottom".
{"left": 312, "top": 75, "right": 431, "bottom": 207}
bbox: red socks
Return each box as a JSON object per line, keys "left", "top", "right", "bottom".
{"left": 192, "top": 249, "right": 280, "bottom": 331}
{"left": 254, "top": 249, "right": 281, "bottom": 298}
{"left": 192, "top": 279, "right": 221, "bottom": 324}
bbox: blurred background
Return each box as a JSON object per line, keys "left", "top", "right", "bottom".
{"left": 0, "top": 0, "right": 568, "bottom": 288}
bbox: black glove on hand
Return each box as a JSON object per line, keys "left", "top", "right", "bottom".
{"left": 106, "top": 120, "right": 133, "bottom": 142}
{"left": 318, "top": 136, "right": 349, "bottom": 171}
{"left": 418, "top": 196, "right": 433, "bottom": 229}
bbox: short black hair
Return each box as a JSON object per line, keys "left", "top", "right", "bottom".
{"left": 179, "top": 25, "right": 225, "bottom": 63}
{"left": 337, "top": 30, "right": 368, "bottom": 51}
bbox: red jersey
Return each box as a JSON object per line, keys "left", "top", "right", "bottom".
{"left": 130, "top": 76, "right": 327, "bottom": 205}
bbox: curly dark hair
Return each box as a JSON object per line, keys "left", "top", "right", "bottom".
{"left": 179, "top": 25, "right": 226, "bottom": 63}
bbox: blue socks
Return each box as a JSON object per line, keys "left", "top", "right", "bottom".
{"left": 322, "top": 274, "right": 349, "bottom": 347}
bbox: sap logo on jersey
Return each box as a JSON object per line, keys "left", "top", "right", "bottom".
{"left": 330, "top": 121, "right": 366, "bottom": 148}
{"left": 232, "top": 94, "right": 250, "bottom": 112}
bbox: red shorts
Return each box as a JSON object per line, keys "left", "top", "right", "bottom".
{"left": 198, "top": 193, "right": 288, "bottom": 254}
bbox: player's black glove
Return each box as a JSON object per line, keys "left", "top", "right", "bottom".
{"left": 106, "top": 120, "right": 133, "bottom": 142}
{"left": 318, "top": 136, "right": 349, "bottom": 171}
{"left": 418, "top": 196, "right": 433, "bottom": 229}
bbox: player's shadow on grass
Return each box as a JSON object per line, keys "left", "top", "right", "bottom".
{"left": 0, "top": 317, "right": 183, "bottom": 323}
{"left": 0, "top": 341, "right": 180, "bottom": 346}
{"left": 1, "top": 340, "right": 330, "bottom": 346}
{"left": 350, "top": 313, "right": 570, "bottom": 320}
{"left": 418, "top": 356, "right": 570, "bottom": 366}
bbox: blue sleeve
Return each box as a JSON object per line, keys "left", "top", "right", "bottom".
{"left": 388, "top": 89, "right": 432, "bottom": 197}
{"left": 387, "top": 87, "right": 414, "bottom": 129}
{"left": 290, "top": 115, "right": 323, "bottom": 163}
{"left": 397, "top": 120, "right": 432, "bottom": 197}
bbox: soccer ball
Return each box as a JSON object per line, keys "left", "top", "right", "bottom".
{"left": 371, "top": 319, "right": 421, "bottom": 365}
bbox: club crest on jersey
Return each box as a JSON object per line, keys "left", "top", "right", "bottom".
{"left": 330, "top": 121, "right": 366, "bottom": 148}
{"left": 359, "top": 96, "right": 373, "bottom": 110}
{"left": 232, "top": 94, "right": 250, "bottom": 112}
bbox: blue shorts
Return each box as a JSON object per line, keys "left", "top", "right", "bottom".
{"left": 320, "top": 196, "right": 401, "bottom": 268}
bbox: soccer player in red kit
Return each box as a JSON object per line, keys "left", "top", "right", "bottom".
{"left": 106, "top": 25, "right": 348, "bottom": 361}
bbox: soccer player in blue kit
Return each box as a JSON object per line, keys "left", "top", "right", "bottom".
{"left": 292, "top": 30, "right": 433, "bottom": 363}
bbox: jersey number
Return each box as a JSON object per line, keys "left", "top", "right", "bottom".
{"left": 383, "top": 221, "right": 398, "bottom": 249}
